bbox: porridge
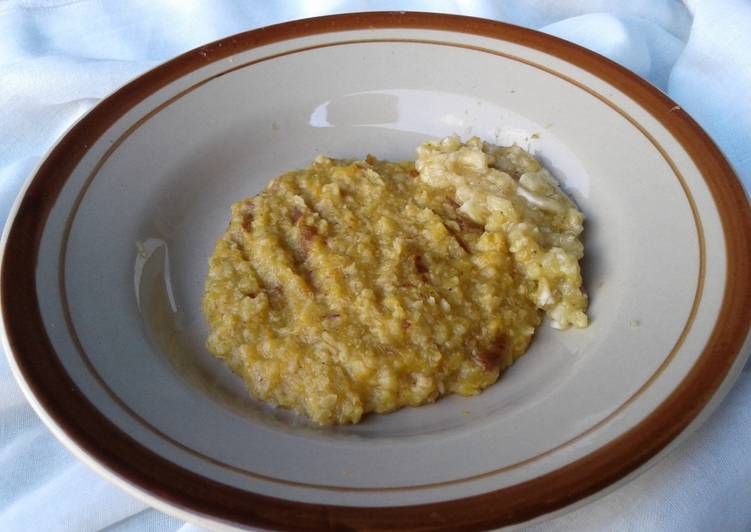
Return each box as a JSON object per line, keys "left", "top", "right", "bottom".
{"left": 202, "top": 136, "right": 588, "bottom": 425}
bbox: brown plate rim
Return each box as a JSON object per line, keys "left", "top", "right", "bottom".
{"left": 2, "top": 12, "right": 750, "bottom": 530}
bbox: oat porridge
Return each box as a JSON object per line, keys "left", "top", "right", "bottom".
{"left": 202, "top": 136, "right": 588, "bottom": 425}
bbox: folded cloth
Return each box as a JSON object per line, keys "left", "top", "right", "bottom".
{"left": 1, "top": 1, "right": 748, "bottom": 530}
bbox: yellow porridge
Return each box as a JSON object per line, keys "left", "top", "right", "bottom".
{"left": 202, "top": 136, "right": 588, "bottom": 425}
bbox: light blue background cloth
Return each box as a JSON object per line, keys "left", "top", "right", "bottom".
{"left": 1, "top": 1, "right": 750, "bottom": 530}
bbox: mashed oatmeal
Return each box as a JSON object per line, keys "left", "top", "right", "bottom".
{"left": 202, "top": 136, "right": 588, "bottom": 425}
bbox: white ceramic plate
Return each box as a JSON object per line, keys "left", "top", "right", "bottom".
{"left": 2, "top": 13, "right": 750, "bottom": 530}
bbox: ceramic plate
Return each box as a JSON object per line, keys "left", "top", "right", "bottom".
{"left": 2, "top": 12, "right": 750, "bottom": 531}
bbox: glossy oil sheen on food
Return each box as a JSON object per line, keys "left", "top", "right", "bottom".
{"left": 202, "top": 136, "right": 588, "bottom": 425}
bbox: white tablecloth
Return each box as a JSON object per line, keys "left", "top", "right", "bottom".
{"left": 1, "top": 1, "right": 749, "bottom": 530}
